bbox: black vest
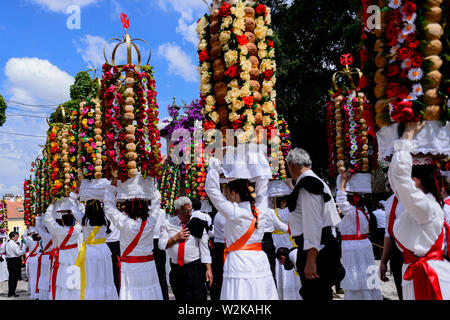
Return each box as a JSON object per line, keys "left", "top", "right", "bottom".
{"left": 287, "top": 175, "right": 332, "bottom": 212}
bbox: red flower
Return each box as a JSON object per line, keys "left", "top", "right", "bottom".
{"left": 386, "top": 83, "right": 409, "bottom": 99}
{"left": 267, "top": 39, "right": 274, "bottom": 48}
{"left": 203, "top": 120, "right": 216, "bottom": 131}
{"left": 407, "top": 40, "right": 420, "bottom": 49}
{"left": 263, "top": 69, "right": 274, "bottom": 81}
{"left": 397, "top": 48, "right": 410, "bottom": 61}
{"left": 199, "top": 50, "right": 210, "bottom": 62}
{"left": 255, "top": 4, "right": 267, "bottom": 16}
{"left": 49, "top": 132, "right": 56, "bottom": 141}
{"left": 401, "top": 1, "right": 417, "bottom": 17}
{"left": 236, "top": 34, "right": 248, "bottom": 46}
{"left": 242, "top": 96, "right": 254, "bottom": 106}
{"left": 219, "top": 3, "right": 232, "bottom": 17}
{"left": 225, "top": 65, "right": 239, "bottom": 79}
{"left": 387, "top": 64, "right": 401, "bottom": 77}
{"left": 360, "top": 47, "right": 370, "bottom": 65}
{"left": 390, "top": 101, "right": 419, "bottom": 123}
{"left": 410, "top": 54, "right": 424, "bottom": 67}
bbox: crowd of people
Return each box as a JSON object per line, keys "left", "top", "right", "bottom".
{"left": 0, "top": 122, "right": 449, "bottom": 301}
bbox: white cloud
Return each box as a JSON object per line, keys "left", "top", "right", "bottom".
{"left": 157, "top": 0, "right": 207, "bottom": 46}
{"left": 4, "top": 57, "right": 74, "bottom": 105}
{"left": 28, "top": 0, "right": 100, "bottom": 12}
{"left": 157, "top": 43, "right": 198, "bottom": 82}
{"left": 75, "top": 35, "right": 150, "bottom": 68}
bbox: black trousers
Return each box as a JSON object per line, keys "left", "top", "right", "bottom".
{"left": 6, "top": 257, "right": 22, "bottom": 296}
{"left": 106, "top": 241, "right": 121, "bottom": 295}
{"left": 153, "top": 239, "right": 169, "bottom": 300}
{"left": 389, "top": 237, "right": 404, "bottom": 300}
{"left": 169, "top": 259, "right": 207, "bottom": 301}
{"left": 210, "top": 242, "right": 225, "bottom": 300}
{"left": 294, "top": 227, "right": 341, "bottom": 301}
{"left": 262, "top": 232, "right": 276, "bottom": 284}
{"left": 373, "top": 228, "right": 385, "bottom": 260}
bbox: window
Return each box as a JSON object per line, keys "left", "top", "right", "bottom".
{"left": 17, "top": 208, "right": 24, "bottom": 213}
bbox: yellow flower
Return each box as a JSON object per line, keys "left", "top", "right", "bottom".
{"left": 87, "top": 147, "right": 93, "bottom": 153}
{"left": 71, "top": 156, "right": 76, "bottom": 163}
{"left": 221, "top": 16, "right": 233, "bottom": 29}
{"left": 206, "top": 95, "right": 216, "bottom": 106}
{"left": 262, "top": 102, "right": 274, "bottom": 114}
{"left": 231, "top": 99, "right": 244, "bottom": 111}
{"left": 263, "top": 116, "right": 272, "bottom": 127}
{"left": 224, "top": 50, "right": 238, "bottom": 68}
{"left": 88, "top": 112, "right": 94, "bottom": 117}
{"left": 229, "top": 112, "right": 240, "bottom": 122}
{"left": 229, "top": 80, "right": 239, "bottom": 89}
{"left": 240, "top": 85, "right": 251, "bottom": 98}
{"left": 258, "top": 49, "right": 268, "bottom": 59}
{"left": 233, "top": 18, "right": 245, "bottom": 35}
{"left": 198, "top": 39, "right": 208, "bottom": 51}
{"left": 240, "top": 71, "right": 250, "bottom": 82}
{"left": 219, "top": 31, "right": 231, "bottom": 45}
{"left": 82, "top": 119, "right": 88, "bottom": 125}
{"left": 240, "top": 59, "right": 252, "bottom": 73}
{"left": 254, "top": 26, "right": 268, "bottom": 40}
{"left": 210, "top": 111, "right": 219, "bottom": 124}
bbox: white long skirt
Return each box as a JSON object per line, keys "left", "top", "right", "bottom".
{"left": 52, "top": 248, "right": 80, "bottom": 300}
{"left": 221, "top": 250, "right": 278, "bottom": 300}
{"left": 0, "top": 257, "right": 8, "bottom": 282}
{"left": 120, "top": 260, "right": 163, "bottom": 300}
{"left": 26, "top": 257, "right": 39, "bottom": 300}
{"left": 275, "top": 259, "right": 302, "bottom": 300}
{"left": 77, "top": 243, "right": 118, "bottom": 300}
{"left": 341, "top": 239, "right": 382, "bottom": 300}
{"left": 402, "top": 259, "right": 450, "bottom": 300}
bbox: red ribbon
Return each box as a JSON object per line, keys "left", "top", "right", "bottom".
{"left": 341, "top": 234, "right": 368, "bottom": 241}
{"left": 51, "top": 227, "right": 77, "bottom": 300}
{"left": 388, "top": 197, "right": 398, "bottom": 238}
{"left": 36, "top": 240, "right": 53, "bottom": 294}
{"left": 178, "top": 224, "right": 186, "bottom": 267}
{"left": 28, "top": 241, "right": 40, "bottom": 258}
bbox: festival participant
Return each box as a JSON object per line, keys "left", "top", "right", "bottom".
{"left": 43, "top": 202, "right": 82, "bottom": 300}
{"left": 159, "top": 196, "right": 212, "bottom": 301}
{"left": 272, "top": 197, "right": 302, "bottom": 300}
{"left": 285, "top": 148, "right": 342, "bottom": 300}
{"left": 379, "top": 194, "right": 405, "bottom": 300}
{"left": 68, "top": 192, "right": 119, "bottom": 300}
{"left": 205, "top": 159, "right": 278, "bottom": 300}
{"left": 336, "top": 172, "right": 382, "bottom": 300}
{"left": 0, "top": 232, "right": 26, "bottom": 297}
{"left": 153, "top": 207, "right": 169, "bottom": 300}
{"left": 276, "top": 246, "right": 299, "bottom": 274}
{"left": 23, "top": 229, "right": 41, "bottom": 300}
{"left": 372, "top": 201, "right": 386, "bottom": 260}
{"left": 103, "top": 179, "right": 163, "bottom": 300}
{"left": 387, "top": 121, "right": 450, "bottom": 300}
{"left": 263, "top": 205, "right": 288, "bottom": 282}
{"left": 105, "top": 217, "right": 121, "bottom": 295}
{"left": 0, "top": 238, "right": 8, "bottom": 282}
{"left": 34, "top": 215, "right": 54, "bottom": 300}
{"left": 210, "top": 209, "right": 225, "bottom": 300}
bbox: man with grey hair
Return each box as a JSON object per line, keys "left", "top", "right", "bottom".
{"left": 285, "top": 148, "right": 342, "bottom": 300}
{"left": 159, "top": 196, "right": 213, "bottom": 300}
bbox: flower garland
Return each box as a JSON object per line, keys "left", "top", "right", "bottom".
{"left": 0, "top": 200, "right": 8, "bottom": 237}
{"left": 24, "top": 179, "right": 32, "bottom": 227}
{"left": 102, "top": 63, "right": 162, "bottom": 183}
{"left": 34, "top": 157, "right": 49, "bottom": 215}
{"left": 157, "top": 162, "right": 180, "bottom": 215}
{"left": 78, "top": 98, "right": 105, "bottom": 179}
{"left": 197, "top": 1, "right": 278, "bottom": 144}
{"left": 267, "top": 115, "right": 290, "bottom": 180}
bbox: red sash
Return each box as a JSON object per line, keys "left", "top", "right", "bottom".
{"left": 117, "top": 219, "right": 152, "bottom": 292}
{"left": 388, "top": 197, "right": 398, "bottom": 238}
{"left": 35, "top": 240, "right": 53, "bottom": 294}
{"left": 51, "top": 227, "right": 77, "bottom": 300}
{"left": 28, "top": 241, "right": 40, "bottom": 258}
{"left": 223, "top": 208, "right": 261, "bottom": 261}
{"left": 342, "top": 198, "right": 369, "bottom": 241}
{"left": 444, "top": 199, "right": 450, "bottom": 206}
{"left": 395, "top": 222, "right": 450, "bottom": 300}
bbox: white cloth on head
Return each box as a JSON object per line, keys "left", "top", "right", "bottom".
{"left": 79, "top": 178, "right": 110, "bottom": 201}
{"left": 336, "top": 190, "right": 382, "bottom": 300}
{"left": 116, "top": 175, "right": 156, "bottom": 201}
{"left": 205, "top": 162, "right": 278, "bottom": 300}
{"left": 104, "top": 184, "right": 163, "bottom": 300}
{"left": 43, "top": 204, "right": 82, "bottom": 300}
{"left": 388, "top": 139, "right": 450, "bottom": 300}
{"left": 288, "top": 170, "right": 341, "bottom": 250}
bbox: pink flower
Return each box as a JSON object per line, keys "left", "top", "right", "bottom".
{"left": 80, "top": 132, "right": 86, "bottom": 138}
{"left": 70, "top": 147, "right": 75, "bottom": 154}
{"left": 82, "top": 107, "right": 89, "bottom": 114}
{"left": 91, "top": 142, "right": 97, "bottom": 149}
{"left": 88, "top": 118, "right": 94, "bottom": 125}
{"left": 88, "top": 165, "right": 95, "bottom": 171}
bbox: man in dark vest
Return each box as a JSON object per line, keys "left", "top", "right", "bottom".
{"left": 286, "top": 148, "right": 342, "bottom": 300}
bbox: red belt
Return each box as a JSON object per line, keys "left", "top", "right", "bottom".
{"left": 51, "top": 243, "right": 78, "bottom": 300}
{"left": 341, "top": 234, "right": 368, "bottom": 241}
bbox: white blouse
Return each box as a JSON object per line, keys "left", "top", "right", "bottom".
{"left": 388, "top": 139, "right": 445, "bottom": 256}
{"left": 336, "top": 190, "right": 369, "bottom": 236}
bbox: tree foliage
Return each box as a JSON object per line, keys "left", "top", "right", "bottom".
{"left": 262, "top": 0, "right": 362, "bottom": 179}
{"left": 0, "top": 93, "right": 7, "bottom": 127}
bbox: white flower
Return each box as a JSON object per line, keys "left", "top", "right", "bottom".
{"left": 263, "top": 116, "right": 272, "bottom": 127}
{"left": 219, "top": 31, "right": 231, "bottom": 45}
{"left": 239, "top": 45, "right": 248, "bottom": 56}
{"left": 229, "top": 80, "right": 239, "bottom": 88}
{"left": 258, "top": 41, "right": 268, "bottom": 50}
{"left": 390, "top": 44, "right": 400, "bottom": 56}
{"left": 210, "top": 111, "right": 219, "bottom": 124}
{"left": 240, "top": 85, "right": 251, "bottom": 97}
{"left": 221, "top": 16, "right": 233, "bottom": 30}
{"left": 258, "top": 49, "right": 268, "bottom": 59}
{"left": 402, "top": 23, "right": 415, "bottom": 35}
{"left": 401, "top": 58, "right": 412, "bottom": 69}
{"left": 254, "top": 26, "right": 267, "bottom": 40}
{"left": 397, "top": 31, "right": 407, "bottom": 44}
{"left": 198, "top": 39, "right": 208, "bottom": 51}
{"left": 240, "top": 71, "right": 251, "bottom": 81}
{"left": 206, "top": 95, "right": 216, "bottom": 106}
{"left": 231, "top": 99, "right": 244, "bottom": 111}
{"left": 411, "top": 84, "right": 423, "bottom": 97}
{"left": 229, "top": 112, "right": 241, "bottom": 122}
{"left": 233, "top": 18, "right": 245, "bottom": 35}
{"left": 224, "top": 50, "right": 238, "bottom": 67}
{"left": 262, "top": 101, "right": 274, "bottom": 113}
{"left": 407, "top": 68, "right": 423, "bottom": 81}
{"left": 402, "top": 12, "right": 417, "bottom": 23}
{"left": 388, "top": 0, "right": 402, "bottom": 9}
{"left": 268, "top": 50, "right": 275, "bottom": 58}
{"left": 240, "top": 59, "right": 252, "bottom": 72}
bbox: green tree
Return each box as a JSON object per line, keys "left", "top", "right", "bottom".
{"left": 262, "top": 0, "right": 362, "bottom": 179}
{"left": 0, "top": 93, "right": 7, "bottom": 127}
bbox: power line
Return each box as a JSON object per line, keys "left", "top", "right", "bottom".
{"left": 6, "top": 114, "right": 48, "bottom": 119}
{"left": 7, "top": 106, "right": 52, "bottom": 115}
{"left": 0, "top": 131, "right": 47, "bottom": 138}
{"left": 6, "top": 100, "right": 59, "bottom": 108}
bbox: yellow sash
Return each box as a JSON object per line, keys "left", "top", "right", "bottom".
{"left": 74, "top": 226, "right": 106, "bottom": 300}
{"left": 272, "top": 197, "right": 297, "bottom": 248}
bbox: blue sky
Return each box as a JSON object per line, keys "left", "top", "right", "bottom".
{"left": 0, "top": 0, "right": 208, "bottom": 197}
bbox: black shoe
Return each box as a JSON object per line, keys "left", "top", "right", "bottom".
{"left": 13, "top": 294, "right": 19, "bottom": 297}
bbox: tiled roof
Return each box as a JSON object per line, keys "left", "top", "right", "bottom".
{"left": 5, "top": 201, "right": 24, "bottom": 219}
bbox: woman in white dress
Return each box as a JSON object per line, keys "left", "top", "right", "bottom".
{"left": 69, "top": 192, "right": 118, "bottom": 300}
{"left": 0, "top": 239, "right": 8, "bottom": 282}
{"left": 43, "top": 204, "right": 82, "bottom": 300}
{"left": 336, "top": 173, "right": 382, "bottom": 300}
{"left": 24, "top": 232, "right": 41, "bottom": 300}
{"left": 205, "top": 159, "right": 278, "bottom": 300}
{"left": 35, "top": 215, "right": 54, "bottom": 300}
{"left": 388, "top": 122, "right": 450, "bottom": 300}
{"left": 272, "top": 197, "right": 302, "bottom": 300}
{"left": 103, "top": 182, "right": 163, "bottom": 300}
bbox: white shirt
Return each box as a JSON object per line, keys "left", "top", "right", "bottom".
{"left": 213, "top": 212, "right": 226, "bottom": 244}
{"left": 153, "top": 209, "right": 167, "bottom": 240}
{"left": 444, "top": 196, "right": 450, "bottom": 223}
{"left": 336, "top": 190, "right": 369, "bottom": 236}
{"left": 24, "top": 236, "right": 40, "bottom": 258}
{"left": 388, "top": 139, "right": 445, "bottom": 257}
{"left": 158, "top": 215, "right": 211, "bottom": 265}
{"left": 43, "top": 204, "right": 83, "bottom": 248}
{"left": 103, "top": 185, "right": 160, "bottom": 257}
{"left": 35, "top": 215, "right": 54, "bottom": 251}
{"left": 372, "top": 208, "right": 386, "bottom": 229}
{"left": 263, "top": 208, "right": 288, "bottom": 233}
{"left": 384, "top": 194, "right": 405, "bottom": 238}
{"left": 288, "top": 170, "right": 341, "bottom": 250}
{"left": 288, "top": 248, "right": 298, "bottom": 272}
{"left": 106, "top": 222, "right": 120, "bottom": 243}
{"left": 0, "top": 238, "right": 26, "bottom": 258}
